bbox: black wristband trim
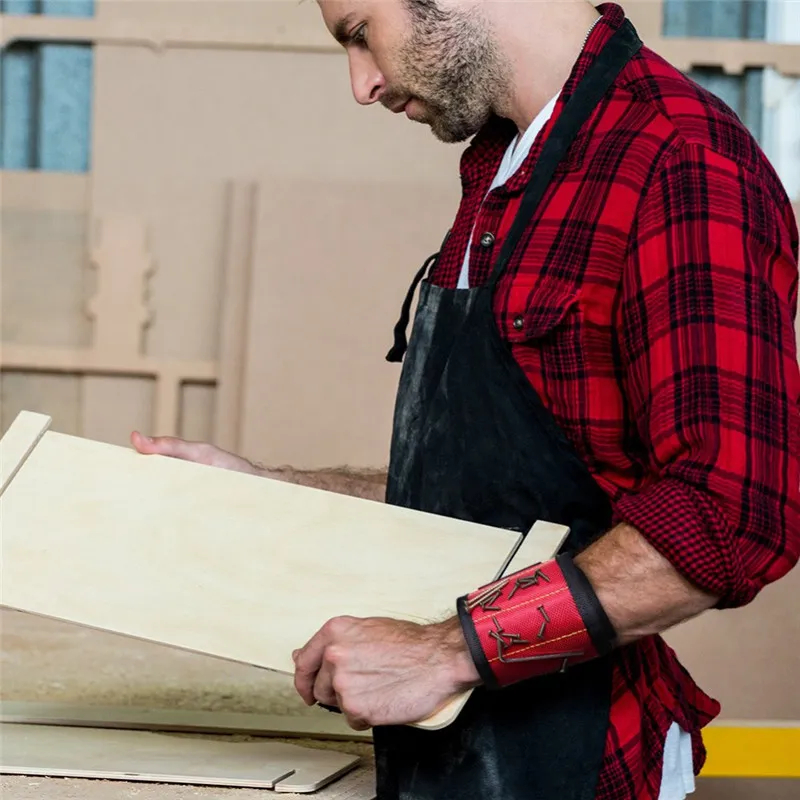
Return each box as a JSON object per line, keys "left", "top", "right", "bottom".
{"left": 557, "top": 553, "right": 617, "bottom": 656}
{"left": 456, "top": 594, "right": 499, "bottom": 690}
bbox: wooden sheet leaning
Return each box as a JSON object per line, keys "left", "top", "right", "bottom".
{"left": 0, "top": 411, "right": 568, "bottom": 730}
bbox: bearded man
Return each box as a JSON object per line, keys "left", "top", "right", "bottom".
{"left": 133, "top": 2, "right": 800, "bottom": 798}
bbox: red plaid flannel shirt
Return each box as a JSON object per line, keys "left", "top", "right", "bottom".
{"left": 429, "top": 5, "right": 800, "bottom": 797}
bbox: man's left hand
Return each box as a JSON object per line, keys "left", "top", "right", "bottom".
{"left": 292, "top": 615, "right": 481, "bottom": 730}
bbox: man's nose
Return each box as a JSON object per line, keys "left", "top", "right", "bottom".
{"left": 348, "top": 51, "right": 386, "bottom": 105}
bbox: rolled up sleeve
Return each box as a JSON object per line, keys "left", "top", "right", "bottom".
{"left": 614, "top": 142, "right": 800, "bottom": 608}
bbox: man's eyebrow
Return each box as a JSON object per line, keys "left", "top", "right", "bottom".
{"left": 333, "top": 13, "right": 358, "bottom": 45}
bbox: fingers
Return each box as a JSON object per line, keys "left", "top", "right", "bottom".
{"left": 130, "top": 431, "right": 200, "bottom": 461}
{"left": 293, "top": 628, "right": 330, "bottom": 705}
{"left": 293, "top": 617, "right": 357, "bottom": 706}
{"left": 312, "top": 657, "right": 338, "bottom": 707}
{"left": 312, "top": 655, "right": 371, "bottom": 731}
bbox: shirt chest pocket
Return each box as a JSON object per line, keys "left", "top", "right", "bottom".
{"left": 497, "top": 284, "right": 598, "bottom": 387}
{"left": 500, "top": 285, "right": 582, "bottom": 344}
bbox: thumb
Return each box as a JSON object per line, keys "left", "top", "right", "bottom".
{"left": 130, "top": 431, "right": 194, "bottom": 460}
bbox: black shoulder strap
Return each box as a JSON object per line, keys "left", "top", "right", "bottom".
{"left": 487, "top": 19, "right": 642, "bottom": 289}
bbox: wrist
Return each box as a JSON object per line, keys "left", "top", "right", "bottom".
{"left": 432, "top": 617, "right": 483, "bottom": 690}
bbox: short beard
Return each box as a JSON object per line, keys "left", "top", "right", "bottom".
{"left": 399, "top": 0, "right": 509, "bottom": 142}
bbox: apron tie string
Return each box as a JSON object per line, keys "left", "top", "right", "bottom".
{"left": 386, "top": 252, "right": 439, "bottom": 363}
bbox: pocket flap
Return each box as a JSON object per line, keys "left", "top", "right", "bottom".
{"left": 502, "top": 287, "right": 580, "bottom": 343}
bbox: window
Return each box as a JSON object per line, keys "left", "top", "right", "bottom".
{"left": 663, "top": 0, "right": 768, "bottom": 140}
{"left": 0, "top": 0, "right": 94, "bottom": 172}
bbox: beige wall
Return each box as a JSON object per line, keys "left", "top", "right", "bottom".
{"left": 88, "top": 42, "right": 462, "bottom": 466}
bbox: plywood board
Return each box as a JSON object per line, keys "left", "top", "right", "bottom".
{"left": 0, "top": 411, "right": 567, "bottom": 727}
{"left": 0, "top": 723, "right": 361, "bottom": 793}
{"left": 0, "top": 701, "right": 372, "bottom": 742}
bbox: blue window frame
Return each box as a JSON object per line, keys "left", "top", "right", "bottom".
{"left": 0, "top": 0, "right": 95, "bottom": 171}
{"left": 663, "top": 0, "right": 768, "bottom": 140}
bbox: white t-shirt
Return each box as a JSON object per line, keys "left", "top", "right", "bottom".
{"left": 457, "top": 93, "right": 558, "bottom": 289}
{"left": 458, "top": 96, "right": 697, "bottom": 799}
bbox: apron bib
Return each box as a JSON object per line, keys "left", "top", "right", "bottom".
{"left": 377, "top": 19, "right": 643, "bottom": 800}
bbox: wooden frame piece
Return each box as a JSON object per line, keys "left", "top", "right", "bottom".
{"left": 2, "top": 5, "right": 798, "bottom": 78}
{"left": 0, "top": 411, "right": 568, "bottom": 730}
{"left": 627, "top": 0, "right": 800, "bottom": 76}
{"left": 0, "top": 216, "right": 218, "bottom": 438}
{"left": 0, "top": 9, "right": 337, "bottom": 53}
{"left": 213, "top": 180, "right": 259, "bottom": 452}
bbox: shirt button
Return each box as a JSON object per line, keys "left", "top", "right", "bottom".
{"left": 513, "top": 315, "right": 524, "bottom": 330}
{"left": 480, "top": 232, "right": 495, "bottom": 248}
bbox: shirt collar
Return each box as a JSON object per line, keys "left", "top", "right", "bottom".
{"left": 458, "top": 3, "right": 628, "bottom": 192}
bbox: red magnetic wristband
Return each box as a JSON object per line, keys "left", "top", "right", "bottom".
{"left": 456, "top": 553, "right": 617, "bottom": 689}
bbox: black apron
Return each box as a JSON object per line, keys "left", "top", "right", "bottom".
{"left": 375, "top": 19, "right": 643, "bottom": 800}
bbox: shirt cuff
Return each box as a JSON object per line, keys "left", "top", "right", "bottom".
{"left": 613, "top": 477, "right": 751, "bottom": 607}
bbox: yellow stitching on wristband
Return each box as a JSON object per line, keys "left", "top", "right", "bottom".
{"left": 487, "top": 628, "right": 588, "bottom": 664}
{"left": 472, "top": 585, "right": 569, "bottom": 624}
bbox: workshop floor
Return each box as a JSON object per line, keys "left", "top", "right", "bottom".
{"left": 0, "top": 609, "right": 374, "bottom": 799}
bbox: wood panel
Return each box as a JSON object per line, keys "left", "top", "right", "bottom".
{"left": 0, "top": 412, "right": 566, "bottom": 728}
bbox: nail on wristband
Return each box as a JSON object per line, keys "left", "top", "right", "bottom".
{"left": 456, "top": 553, "right": 617, "bottom": 689}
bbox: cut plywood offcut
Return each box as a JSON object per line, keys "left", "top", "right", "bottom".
{"left": 0, "top": 723, "right": 363, "bottom": 794}
{"left": 0, "top": 411, "right": 569, "bottom": 730}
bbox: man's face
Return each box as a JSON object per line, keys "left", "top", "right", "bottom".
{"left": 319, "top": 0, "right": 508, "bottom": 143}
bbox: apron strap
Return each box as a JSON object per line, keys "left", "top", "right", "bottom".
{"left": 385, "top": 252, "right": 439, "bottom": 363}
{"left": 487, "top": 19, "right": 642, "bottom": 290}
{"left": 386, "top": 226, "right": 452, "bottom": 362}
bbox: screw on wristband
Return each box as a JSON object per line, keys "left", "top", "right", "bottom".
{"left": 456, "top": 553, "right": 617, "bottom": 689}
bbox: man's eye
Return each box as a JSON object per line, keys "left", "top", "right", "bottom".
{"left": 352, "top": 24, "right": 367, "bottom": 45}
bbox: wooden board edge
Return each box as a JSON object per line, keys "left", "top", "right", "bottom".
{"left": 0, "top": 766, "right": 281, "bottom": 790}
{"left": 0, "top": 411, "right": 52, "bottom": 497}
{"left": 273, "top": 756, "right": 363, "bottom": 793}
{"left": 409, "top": 520, "right": 570, "bottom": 731}
{"left": 0, "top": 701, "right": 372, "bottom": 742}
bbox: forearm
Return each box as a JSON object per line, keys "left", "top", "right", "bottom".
{"left": 257, "top": 465, "right": 387, "bottom": 502}
{"left": 574, "top": 522, "right": 719, "bottom": 647}
{"left": 454, "top": 519, "right": 721, "bottom": 689}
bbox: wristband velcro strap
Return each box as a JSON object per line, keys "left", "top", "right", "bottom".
{"left": 456, "top": 553, "right": 616, "bottom": 689}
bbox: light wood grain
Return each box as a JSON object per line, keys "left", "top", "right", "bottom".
{"left": 0, "top": 723, "right": 361, "bottom": 793}
{"left": 0, "top": 414, "right": 567, "bottom": 729}
{"left": 0, "top": 418, "right": 504, "bottom": 711}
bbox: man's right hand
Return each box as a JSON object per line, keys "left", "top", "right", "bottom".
{"left": 129, "top": 431, "right": 264, "bottom": 476}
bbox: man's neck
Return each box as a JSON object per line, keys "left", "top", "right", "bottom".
{"left": 488, "top": 0, "right": 602, "bottom": 134}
